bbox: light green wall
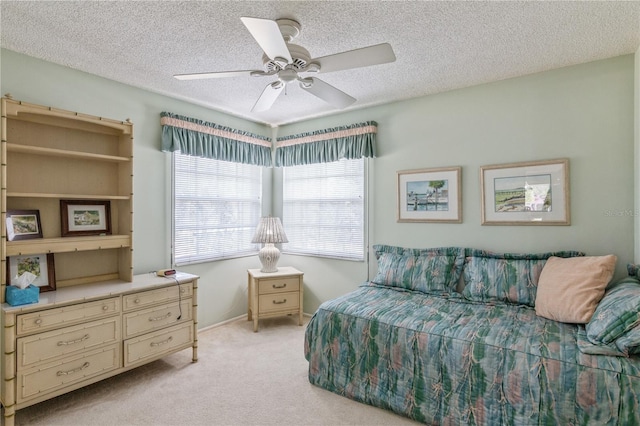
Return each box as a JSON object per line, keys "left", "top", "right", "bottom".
{"left": 279, "top": 55, "right": 636, "bottom": 314}
{"left": 1, "top": 49, "right": 636, "bottom": 326}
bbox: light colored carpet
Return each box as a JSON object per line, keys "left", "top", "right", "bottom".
{"left": 12, "top": 316, "right": 420, "bottom": 426}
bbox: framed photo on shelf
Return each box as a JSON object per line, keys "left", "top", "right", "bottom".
{"left": 397, "top": 166, "right": 462, "bottom": 223}
{"left": 60, "top": 200, "right": 112, "bottom": 237}
{"left": 7, "top": 253, "right": 56, "bottom": 292}
{"left": 480, "top": 158, "right": 570, "bottom": 225}
{"left": 6, "top": 210, "right": 43, "bottom": 241}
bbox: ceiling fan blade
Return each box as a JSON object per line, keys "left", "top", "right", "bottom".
{"left": 241, "top": 17, "right": 292, "bottom": 64}
{"left": 252, "top": 81, "right": 285, "bottom": 112}
{"left": 174, "top": 70, "right": 256, "bottom": 80}
{"left": 313, "top": 43, "right": 396, "bottom": 74}
{"left": 299, "top": 77, "right": 356, "bottom": 109}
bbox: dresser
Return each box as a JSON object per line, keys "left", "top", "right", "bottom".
{"left": 1, "top": 272, "right": 198, "bottom": 426}
{"left": 247, "top": 267, "right": 303, "bottom": 332}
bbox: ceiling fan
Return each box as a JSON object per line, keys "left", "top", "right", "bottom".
{"left": 174, "top": 17, "right": 396, "bottom": 112}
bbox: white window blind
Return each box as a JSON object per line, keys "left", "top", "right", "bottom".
{"left": 173, "top": 153, "right": 261, "bottom": 265}
{"left": 282, "top": 158, "right": 365, "bottom": 260}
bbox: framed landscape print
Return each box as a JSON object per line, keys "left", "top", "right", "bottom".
{"left": 480, "top": 158, "right": 570, "bottom": 225}
{"left": 397, "top": 166, "right": 462, "bottom": 223}
{"left": 6, "top": 210, "right": 43, "bottom": 241}
{"left": 61, "top": 200, "right": 112, "bottom": 237}
{"left": 7, "top": 253, "right": 56, "bottom": 292}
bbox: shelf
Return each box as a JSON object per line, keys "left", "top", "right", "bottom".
{"left": 7, "top": 144, "right": 131, "bottom": 163}
{"left": 6, "top": 235, "right": 132, "bottom": 257}
{"left": 7, "top": 192, "right": 131, "bottom": 200}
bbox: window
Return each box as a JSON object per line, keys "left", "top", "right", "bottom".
{"left": 173, "top": 153, "right": 262, "bottom": 265}
{"left": 282, "top": 158, "right": 365, "bottom": 260}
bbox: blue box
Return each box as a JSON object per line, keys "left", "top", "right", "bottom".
{"left": 6, "top": 285, "right": 40, "bottom": 306}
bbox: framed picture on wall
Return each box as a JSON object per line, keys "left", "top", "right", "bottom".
{"left": 6, "top": 210, "right": 43, "bottom": 241}
{"left": 60, "top": 200, "right": 112, "bottom": 237}
{"left": 397, "top": 166, "right": 462, "bottom": 223}
{"left": 7, "top": 253, "right": 56, "bottom": 292}
{"left": 480, "top": 158, "right": 570, "bottom": 225}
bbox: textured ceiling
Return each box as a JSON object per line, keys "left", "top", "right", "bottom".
{"left": 1, "top": 1, "right": 639, "bottom": 126}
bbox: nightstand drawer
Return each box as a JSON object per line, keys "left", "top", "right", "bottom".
{"left": 258, "top": 277, "right": 300, "bottom": 295}
{"left": 123, "top": 299, "right": 192, "bottom": 338}
{"left": 123, "top": 283, "right": 192, "bottom": 311}
{"left": 17, "top": 298, "right": 120, "bottom": 335}
{"left": 17, "top": 317, "right": 120, "bottom": 370}
{"left": 124, "top": 322, "right": 194, "bottom": 367}
{"left": 17, "top": 344, "right": 121, "bottom": 403}
{"left": 258, "top": 291, "right": 299, "bottom": 314}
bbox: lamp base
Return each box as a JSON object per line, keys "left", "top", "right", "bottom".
{"left": 258, "top": 243, "right": 281, "bottom": 273}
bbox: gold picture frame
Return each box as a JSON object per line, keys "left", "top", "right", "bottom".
{"left": 480, "top": 158, "right": 570, "bottom": 225}
{"left": 397, "top": 166, "right": 462, "bottom": 223}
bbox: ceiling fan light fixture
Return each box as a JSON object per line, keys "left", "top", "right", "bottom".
{"left": 299, "top": 77, "right": 314, "bottom": 89}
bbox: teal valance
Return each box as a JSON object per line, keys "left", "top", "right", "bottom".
{"left": 161, "top": 112, "right": 272, "bottom": 166}
{"left": 275, "top": 121, "right": 377, "bottom": 167}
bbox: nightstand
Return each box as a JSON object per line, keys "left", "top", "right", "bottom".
{"left": 247, "top": 266, "right": 304, "bottom": 332}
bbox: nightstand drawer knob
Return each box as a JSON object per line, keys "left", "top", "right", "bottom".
{"left": 273, "top": 299, "right": 287, "bottom": 305}
{"left": 34, "top": 319, "right": 43, "bottom": 325}
{"left": 273, "top": 283, "right": 287, "bottom": 289}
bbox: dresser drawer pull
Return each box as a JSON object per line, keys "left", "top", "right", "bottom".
{"left": 34, "top": 319, "right": 43, "bottom": 325}
{"left": 272, "top": 283, "right": 287, "bottom": 289}
{"left": 273, "top": 299, "right": 287, "bottom": 305}
{"left": 148, "top": 312, "right": 172, "bottom": 322}
{"left": 57, "top": 362, "right": 90, "bottom": 376}
{"left": 150, "top": 336, "right": 173, "bottom": 347}
{"left": 57, "top": 334, "right": 90, "bottom": 346}
{"left": 102, "top": 305, "right": 109, "bottom": 311}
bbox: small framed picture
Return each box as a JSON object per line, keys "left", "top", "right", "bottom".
{"left": 480, "top": 158, "right": 570, "bottom": 225}
{"left": 6, "top": 210, "right": 43, "bottom": 241}
{"left": 7, "top": 253, "right": 56, "bottom": 292}
{"left": 397, "top": 166, "right": 462, "bottom": 223}
{"left": 60, "top": 200, "right": 112, "bottom": 237}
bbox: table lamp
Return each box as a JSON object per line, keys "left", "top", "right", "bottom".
{"left": 251, "top": 216, "right": 288, "bottom": 272}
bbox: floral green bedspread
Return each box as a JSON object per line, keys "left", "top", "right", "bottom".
{"left": 304, "top": 283, "right": 640, "bottom": 425}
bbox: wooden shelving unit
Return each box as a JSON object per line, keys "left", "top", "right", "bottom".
{"left": 1, "top": 95, "right": 134, "bottom": 300}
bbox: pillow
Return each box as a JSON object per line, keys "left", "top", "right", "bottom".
{"left": 371, "top": 245, "right": 464, "bottom": 294}
{"left": 461, "top": 249, "right": 585, "bottom": 307}
{"left": 535, "top": 255, "right": 617, "bottom": 324}
{"left": 628, "top": 263, "right": 640, "bottom": 279}
{"left": 576, "top": 326, "right": 628, "bottom": 357}
{"left": 586, "top": 277, "right": 640, "bottom": 345}
{"left": 614, "top": 326, "right": 640, "bottom": 356}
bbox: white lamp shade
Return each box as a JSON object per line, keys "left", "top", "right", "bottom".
{"left": 251, "top": 217, "right": 288, "bottom": 244}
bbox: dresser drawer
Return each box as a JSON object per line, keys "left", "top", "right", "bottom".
{"left": 123, "top": 299, "right": 192, "bottom": 338}
{"left": 123, "top": 283, "right": 193, "bottom": 311}
{"left": 258, "top": 277, "right": 300, "bottom": 295}
{"left": 16, "top": 298, "right": 120, "bottom": 335}
{"left": 16, "top": 344, "right": 121, "bottom": 403}
{"left": 17, "top": 317, "right": 120, "bottom": 370}
{"left": 258, "top": 291, "right": 299, "bottom": 314}
{"left": 124, "top": 322, "right": 194, "bottom": 367}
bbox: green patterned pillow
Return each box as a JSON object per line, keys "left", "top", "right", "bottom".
{"left": 628, "top": 263, "right": 640, "bottom": 279}
{"left": 372, "top": 245, "right": 464, "bottom": 294}
{"left": 614, "top": 326, "right": 640, "bottom": 356}
{"left": 462, "top": 249, "right": 585, "bottom": 307}
{"left": 586, "top": 277, "right": 640, "bottom": 345}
